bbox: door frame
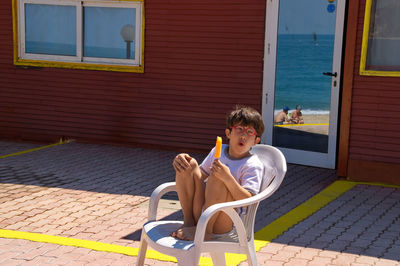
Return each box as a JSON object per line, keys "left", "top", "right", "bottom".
{"left": 261, "top": 0, "right": 346, "bottom": 169}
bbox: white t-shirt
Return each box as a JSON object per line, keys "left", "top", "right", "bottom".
{"left": 199, "top": 144, "right": 265, "bottom": 195}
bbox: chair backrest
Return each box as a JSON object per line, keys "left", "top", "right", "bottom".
{"left": 240, "top": 144, "right": 287, "bottom": 240}
{"left": 252, "top": 144, "right": 287, "bottom": 193}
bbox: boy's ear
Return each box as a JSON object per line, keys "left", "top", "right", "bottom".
{"left": 255, "top": 136, "right": 261, "bottom": 145}
{"left": 225, "top": 128, "right": 231, "bottom": 139}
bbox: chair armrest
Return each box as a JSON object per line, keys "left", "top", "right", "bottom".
{"left": 148, "top": 182, "right": 177, "bottom": 220}
{"left": 196, "top": 182, "right": 279, "bottom": 213}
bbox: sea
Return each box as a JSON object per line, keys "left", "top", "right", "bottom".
{"left": 274, "top": 34, "right": 334, "bottom": 115}
{"left": 25, "top": 42, "right": 135, "bottom": 60}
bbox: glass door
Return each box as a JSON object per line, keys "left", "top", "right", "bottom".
{"left": 262, "top": 0, "right": 346, "bottom": 168}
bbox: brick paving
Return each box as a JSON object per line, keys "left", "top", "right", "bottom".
{"left": 0, "top": 141, "right": 399, "bottom": 265}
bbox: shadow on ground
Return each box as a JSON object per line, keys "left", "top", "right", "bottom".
{"left": 0, "top": 142, "right": 206, "bottom": 197}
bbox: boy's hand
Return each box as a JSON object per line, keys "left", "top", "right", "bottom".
{"left": 210, "top": 159, "right": 231, "bottom": 183}
{"left": 173, "top": 153, "right": 192, "bottom": 172}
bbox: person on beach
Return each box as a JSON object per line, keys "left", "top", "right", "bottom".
{"left": 291, "top": 105, "right": 304, "bottom": 124}
{"left": 274, "top": 106, "right": 291, "bottom": 125}
{"left": 171, "top": 106, "right": 275, "bottom": 241}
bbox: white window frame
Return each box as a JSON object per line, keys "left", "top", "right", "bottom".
{"left": 17, "top": 0, "right": 143, "bottom": 70}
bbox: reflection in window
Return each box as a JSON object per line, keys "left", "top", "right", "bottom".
{"left": 366, "top": 0, "right": 400, "bottom": 71}
{"left": 25, "top": 4, "right": 76, "bottom": 56}
{"left": 84, "top": 7, "right": 136, "bottom": 59}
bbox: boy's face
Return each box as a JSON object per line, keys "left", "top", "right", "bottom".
{"left": 225, "top": 124, "right": 260, "bottom": 158}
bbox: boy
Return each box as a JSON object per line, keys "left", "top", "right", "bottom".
{"left": 171, "top": 106, "right": 270, "bottom": 241}
{"left": 291, "top": 105, "right": 304, "bottom": 124}
{"left": 274, "top": 106, "right": 291, "bottom": 124}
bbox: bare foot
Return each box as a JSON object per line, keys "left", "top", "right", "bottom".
{"left": 170, "top": 226, "right": 196, "bottom": 241}
{"left": 170, "top": 225, "right": 183, "bottom": 238}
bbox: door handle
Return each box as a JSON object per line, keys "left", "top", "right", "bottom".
{"left": 323, "top": 72, "right": 337, "bottom": 77}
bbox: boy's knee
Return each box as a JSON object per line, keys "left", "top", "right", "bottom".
{"left": 175, "top": 158, "right": 200, "bottom": 178}
{"left": 188, "top": 158, "right": 199, "bottom": 169}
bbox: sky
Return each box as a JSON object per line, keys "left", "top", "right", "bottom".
{"left": 25, "top": 4, "right": 136, "bottom": 49}
{"left": 278, "top": 0, "right": 337, "bottom": 35}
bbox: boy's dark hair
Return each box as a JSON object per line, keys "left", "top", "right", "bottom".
{"left": 226, "top": 106, "right": 265, "bottom": 137}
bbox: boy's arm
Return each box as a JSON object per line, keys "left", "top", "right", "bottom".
{"left": 210, "top": 159, "right": 252, "bottom": 200}
{"left": 224, "top": 175, "right": 253, "bottom": 200}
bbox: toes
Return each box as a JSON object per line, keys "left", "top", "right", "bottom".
{"left": 170, "top": 230, "right": 179, "bottom": 237}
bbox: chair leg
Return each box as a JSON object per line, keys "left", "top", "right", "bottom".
{"left": 176, "top": 249, "right": 201, "bottom": 266}
{"left": 136, "top": 231, "right": 148, "bottom": 266}
{"left": 210, "top": 252, "right": 226, "bottom": 266}
{"left": 246, "top": 241, "right": 258, "bottom": 266}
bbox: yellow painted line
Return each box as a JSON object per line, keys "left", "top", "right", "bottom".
{"left": 0, "top": 139, "right": 67, "bottom": 159}
{"left": 253, "top": 180, "right": 356, "bottom": 244}
{"left": 274, "top": 123, "right": 329, "bottom": 127}
{"left": 0, "top": 229, "right": 212, "bottom": 265}
{"left": 1, "top": 180, "right": 399, "bottom": 265}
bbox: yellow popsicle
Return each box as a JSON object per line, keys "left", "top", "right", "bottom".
{"left": 214, "top": 136, "right": 222, "bottom": 159}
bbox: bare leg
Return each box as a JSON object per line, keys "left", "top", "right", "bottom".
{"left": 172, "top": 158, "right": 205, "bottom": 240}
{"left": 204, "top": 175, "right": 234, "bottom": 238}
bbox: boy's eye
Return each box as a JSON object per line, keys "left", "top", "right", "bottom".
{"left": 247, "top": 129, "right": 255, "bottom": 135}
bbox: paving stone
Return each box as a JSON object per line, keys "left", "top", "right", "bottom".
{"left": 274, "top": 234, "right": 297, "bottom": 244}
{"left": 363, "top": 247, "right": 386, "bottom": 257}
{"left": 375, "top": 258, "right": 400, "bottom": 266}
{"left": 314, "top": 221, "right": 335, "bottom": 230}
{"left": 316, "top": 233, "right": 338, "bottom": 242}
{"left": 382, "top": 252, "right": 400, "bottom": 262}
{"left": 332, "top": 254, "right": 358, "bottom": 265}
{"left": 326, "top": 227, "right": 346, "bottom": 235}
{"left": 372, "top": 238, "right": 394, "bottom": 247}
{"left": 307, "top": 240, "right": 330, "bottom": 249}
{"left": 308, "top": 256, "right": 333, "bottom": 265}
{"left": 338, "top": 233, "right": 359, "bottom": 241}
{"left": 350, "top": 239, "right": 373, "bottom": 248}
{"left": 358, "top": 231, "right": 381, "bottom": 240}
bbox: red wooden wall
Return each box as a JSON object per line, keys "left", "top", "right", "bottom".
{"left": 0, "top": 0, "right": 266, "bottom": 151}
{"left": 346, "top": 0, "right": 400, "bottom": 184}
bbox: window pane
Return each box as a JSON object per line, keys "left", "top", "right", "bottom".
{"left": 25, "top": 4, "right": 76, "bottom": 56}
{"left": 366, "top": 0, "right": 400, "bottom": 71}
{"left": 84, "top": 7, "right": 136, "bottom": 60}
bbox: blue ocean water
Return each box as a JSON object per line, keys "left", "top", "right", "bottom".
{"left": 274, "top": 34, "right": 334, "bottom": 115}
{"left": 25, "top": 42, "right": 135, "bottom": 60}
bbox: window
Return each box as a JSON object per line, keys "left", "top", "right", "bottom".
{"left": 360, "top": 0, "right": 400, "bottom": 76}
{"left": 14, "top": 0, "right": 144, "bottom": 72}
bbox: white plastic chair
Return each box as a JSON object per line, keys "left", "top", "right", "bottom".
{"left": 137, "top": 144, "right": 287, "bottom": 266}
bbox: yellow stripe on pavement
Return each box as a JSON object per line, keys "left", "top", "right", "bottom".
{"left": 253, "top": 180, "right": 355, "bottom": 246}
{"left": 0, "top": 139, "right": 68, "bottom": 159}
{"left": 0, "top": 229, "right": 178, "bottom": 263}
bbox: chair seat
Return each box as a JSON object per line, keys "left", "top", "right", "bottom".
{"left": 143, "top": 220, "right": 195, "bottom": 251}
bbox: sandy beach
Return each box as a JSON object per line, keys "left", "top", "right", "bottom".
{"left": 275, "top": 114, "right": 330, "bottom": 135}
{"left": 302, "top": 114, "right": 329, "bottom": 124}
